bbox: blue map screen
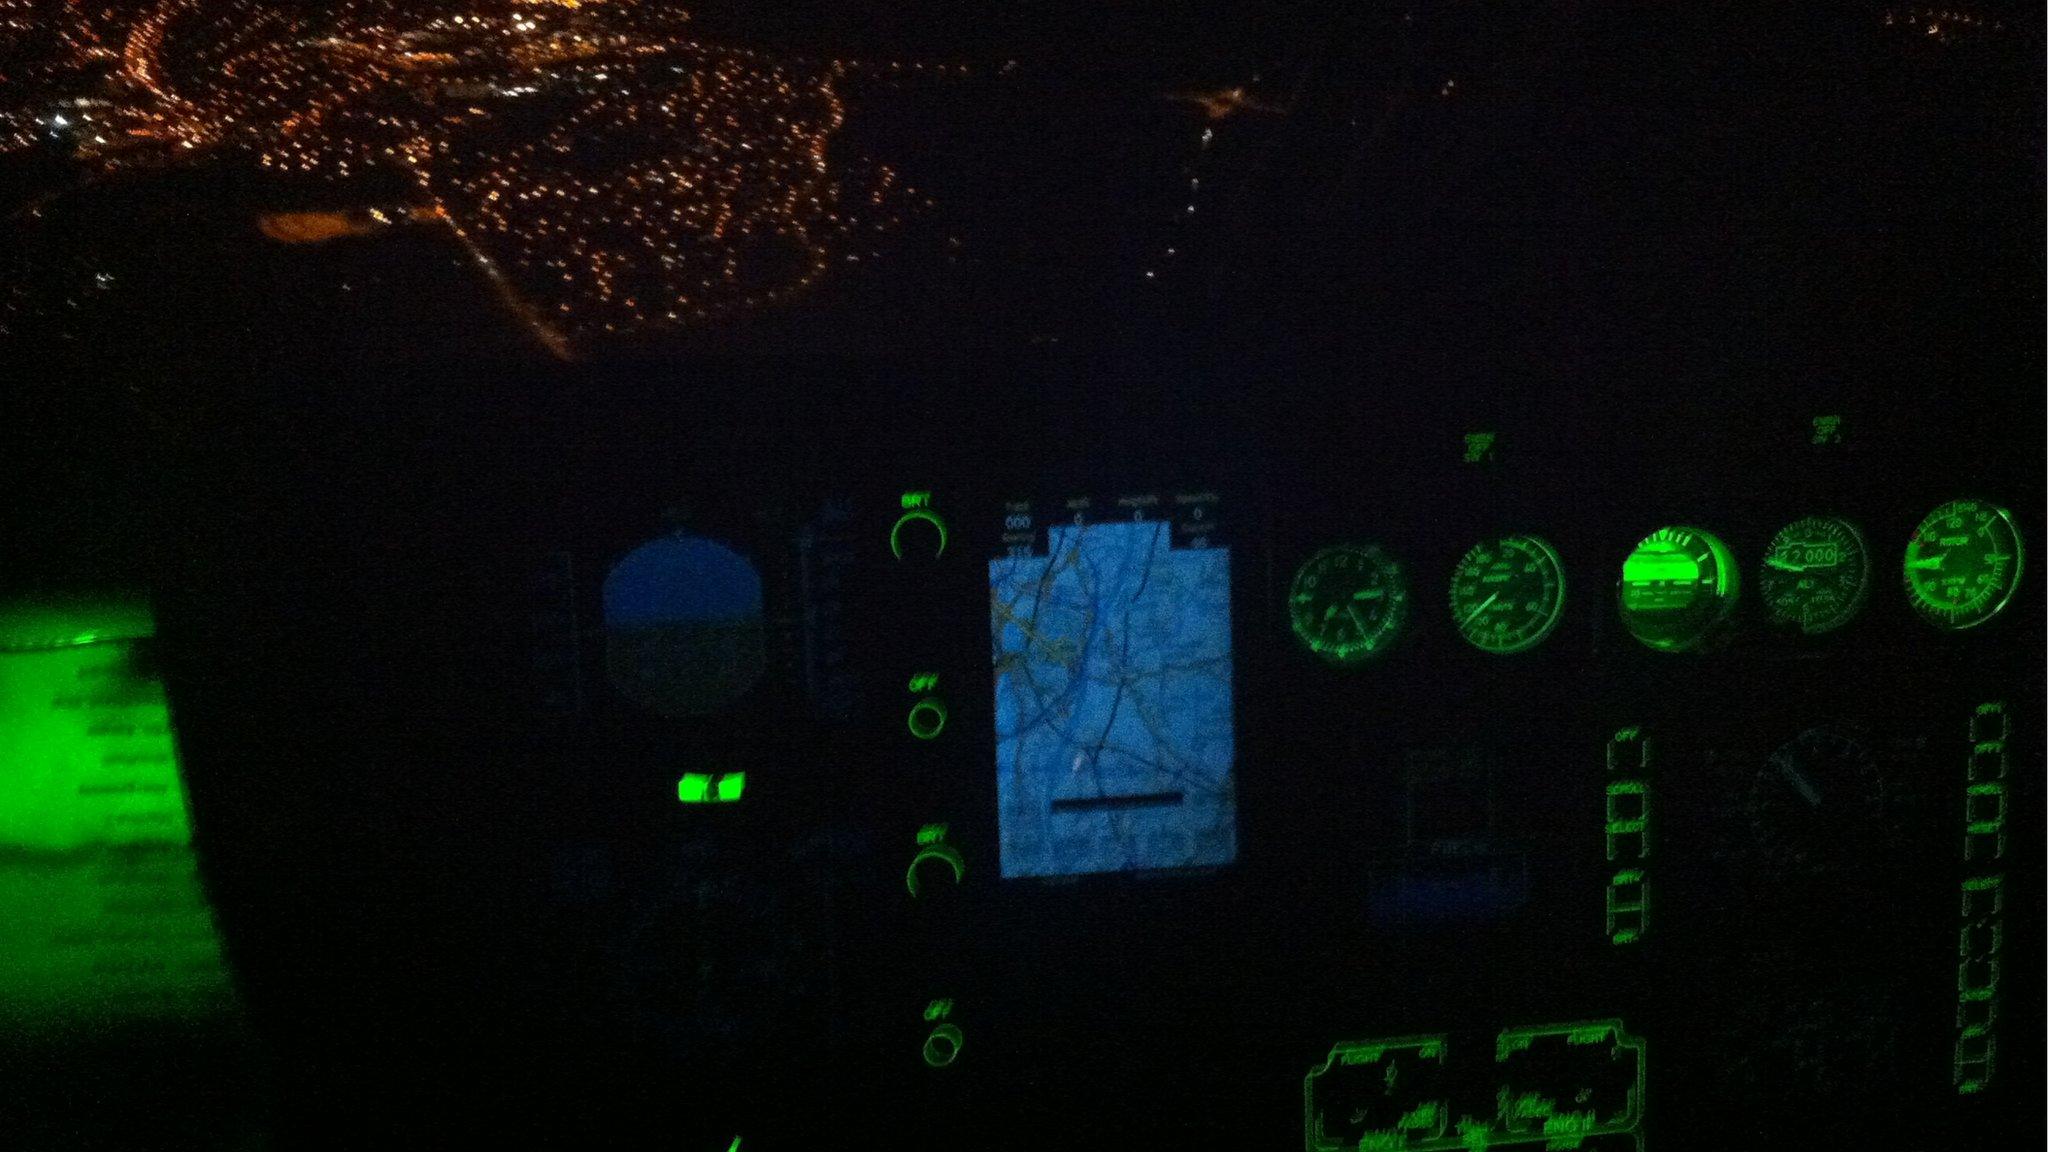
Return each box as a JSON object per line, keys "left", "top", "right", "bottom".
{"left": 989, "top": 516, "right": 1237, "bottom": 879}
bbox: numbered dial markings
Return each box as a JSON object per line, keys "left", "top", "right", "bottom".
{"left": 1904, "top": 499, "right": 2025, "bottom": 630}
{"left": 1618, "top": 526, "right": 1740, "bottom": 652}
{"left": 1748, "top": 728, "right": 1885, "bottom": 872}
{"left": 1449, "top": 535, "right": 1567, "bottom": 653}
{"left": 1289, "top": 544, "right": 1409, "bottom": 665}
{"left": 1760, "top": 516, "right": 1870, "bottom": 635}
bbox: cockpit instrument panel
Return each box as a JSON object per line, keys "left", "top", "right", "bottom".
{"left": 36, "top": 386, "right": 2034, "bottom": 1152}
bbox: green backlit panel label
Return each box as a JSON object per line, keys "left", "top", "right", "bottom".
{"left": 1305, "top": 1021, "right": 1646, "bottom": 1151}
{"left": 0, "top": 600, "right": 240, "bottom": 1032}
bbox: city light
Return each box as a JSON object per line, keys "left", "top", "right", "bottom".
{"left": 1, "top": 0, "right": 966, "bottom": 354}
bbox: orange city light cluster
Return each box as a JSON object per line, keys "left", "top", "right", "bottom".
{"left": 5, "top": 0, "right": 954, "bottom": 353}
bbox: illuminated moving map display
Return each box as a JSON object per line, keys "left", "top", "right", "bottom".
{"left": 989, "top": 493, "right": 1236, "bottom": 879}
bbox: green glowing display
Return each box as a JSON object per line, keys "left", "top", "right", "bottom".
{"left": 1604, "top": 728, "right": 1650, "bottom": 945}
{"left": 1304, "top": 1020, "right": 1645, "bottom": 1152}
{"left": 1289, "top": 544, "right": 1409, "bottom": 665}
{"left": 1617, "top": 526, "right": 1739, "bottom": 651}
{"left": 0, "top": 592, "right": 156, "bottom": 652}
{"left": 1904, "top": 500, "right": 2024, "bottom": 630}
{"left": 0, "top": 596, "right": 240, "bottom": 1033}
{"left": 1759, "top": 516, "right": 1869, "bottom": 634}
{"left": 1607, "top": 868, "right": 1648, "bottom": 946}
{"left": 907, "top": 697, "right": 948, "bottom": 740}
{"left": 1449, "top": 535, "right": 1567, "bottom": 654}
{"left": 677, "top": 772, "right": 745, "bottom": 803}
{"left": 1954, "top": 701, "right": 2007, "bottom": 1094}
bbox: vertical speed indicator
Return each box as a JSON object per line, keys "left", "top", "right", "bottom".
{"left": 1448, "top": 534, "right": 1567, "bottom": 654}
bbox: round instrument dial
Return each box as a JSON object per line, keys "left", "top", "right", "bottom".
{"left": 1288, "top": 544, "right": 1409, "bottom": 665}
{"left": 1759, "top": 516, "right": 1870, "bottom": 635}
{"left": 1748, "top": 728, "right": 1885, "bottom": 872}
{"left": 1903, "top": 499, "right": 2024, "bottom": 630}
{"left": 1448, "top": 535, "right": 1567, "bottom": 654}
{"left": 1617, "top": 526, "right": 1740, "bottom": 652}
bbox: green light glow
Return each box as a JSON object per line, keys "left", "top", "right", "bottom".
{"left": 1618, "top": 526, "right": 1739, "bottom": 652}
{"left": 1606, "top": 870, "right": 1648, "bottom": 946}
{"left": 1604, "top": 729, "right": 1651, "bottom": 945}
{"left": 906, "top": 696, "right": 948, "bottom": 740}
{"left": 905, "top": 843, "right": 965, "bottom": 897}
{"left": 1288, "top": 544, "right": 1410, "bottom": 665}
{"left": 1604, "top": 782, "right": 1648, "bottom": 857}
{"left": 677, "top": 772, "right": 744, "bottom": 803}
{"left": 1448, "top": 535, "right": 1567, "bottom": 654}
{"left": 0, "top": 592, "right": 155, "bottom": 652}
{"left": 922, "top": 1022, "right": 963, "bottom": 1067}
{"left": 1811, "top": 414, "right": 1842, "bottom": 445}
{"left": 1759, "top": 516, "right": 1870, "bottom": 634}
{"left": 1904, "top": 500, "right": 2025, "bottom": 631}
{"left": 1304, "top": 1020, "right": 1645, "bottom": 1152}
{"left": 1954, "top": 701, "right": 2007, "bottom": 1094}
{"left": 890, "top": 509, "right": 949, "bottom": 560}
{"left": 1462, "top": 431, "right": 1497, "bottom": 464}
{"left": 0, "top": 596, "right": 240, "bottom": 1033}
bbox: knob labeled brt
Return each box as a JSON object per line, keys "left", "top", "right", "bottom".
{"left": 891, "top": 491, "right": 949, "bottom": 560}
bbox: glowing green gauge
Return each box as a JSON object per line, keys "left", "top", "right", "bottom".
{"left": 1759, "top": 516, "right": 1870, "bottom": 634}
{"left": 1904, "top": 499, "right": 2025, "bottom": 630}
{"left": 1289, "top": 544, "right": 1408, "bottom": 665}
{"left": 1449, "top": 534, "right": 1566, "bottom": 653}
{"left": 1617, "top": 526, "right": 1739, "bottom": 651}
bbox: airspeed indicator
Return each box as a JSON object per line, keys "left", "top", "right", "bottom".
{"left": 1449, "top": 534, "right": 1567, "bottom": 654}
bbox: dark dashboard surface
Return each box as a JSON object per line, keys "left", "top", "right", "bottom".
{"left": 2, "top": 3, "right": 2042, "bottom": 1150}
